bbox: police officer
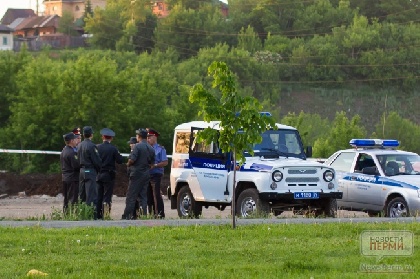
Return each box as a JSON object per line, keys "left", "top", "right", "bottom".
{"left": 146, "top": 128, "right": 168, "bottom": 218}
{"left": 96, "top": 128, "right": 123, "bottom": 219}
{"left": 127, "top": 136, "right": 142, "bottom": 219}
{"left": 122, "top": 129, "right": 155, "bottom": 220}
{"left": 128, "top": 137, "right": 137, "bottom": 152}
{"left": 77, "top": 126, "right": 102, "bottom": 219}
{"left": 60, "top": 132, "right": 80, "bottom": 214}
{"left": 72, "top": 127, "right": 82, "bottom": 151}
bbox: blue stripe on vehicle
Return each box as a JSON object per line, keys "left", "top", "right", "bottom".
{"left": 342, "top": 174, "right": 419, "bottom": 190}
{"left": 240, "top": 163, "right": 273, "bottom": 172}
{"left": 189, "top": 157, "right": 228, "bottom": 170}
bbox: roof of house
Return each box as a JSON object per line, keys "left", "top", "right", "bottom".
{"left": 0, "top": 24, "right": 13, "bottom": 32}
{"left": 14, "top": 15, "right": 60, "bottom": 31}
{"left": 1, "top": 9, "right": 36, "bottom": 25}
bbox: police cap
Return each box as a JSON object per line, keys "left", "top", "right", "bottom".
{"left": 83, "top": 126, "right": 93, "bottom": 135}
{"left": 63, "top": 132, "right": 77, "bottom": 141}
{"left": 72, "top": 127, "right": 81, "bottom": 135}
{"left": 127, "top": 137, "right": 137, "bottom": 144}
{"left": 135, "top": 128, "right": 148, "bottom": 139}
{"left": 147, "top": 128, "right": 160, "bottom": 137}
{"left": 100, "top": 128, "right": 115, "bottom": 137}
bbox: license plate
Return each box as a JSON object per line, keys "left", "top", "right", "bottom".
{"left": 294, "top": 192, "right": 319, "bottom": 199}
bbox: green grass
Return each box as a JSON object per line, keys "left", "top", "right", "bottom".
{"left": 0, "top": 222, "right": 419, "bottom": 278}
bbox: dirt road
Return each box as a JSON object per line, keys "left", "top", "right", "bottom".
{"left": 0, "top": 194, "right": 368, "bottom": 220}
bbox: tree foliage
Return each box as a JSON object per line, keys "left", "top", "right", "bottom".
{"left": 58, "top": 11, "right": 78, "bottom": 36}
{"left": 189, "top": 61, "right": 275, "bottom": 164}
{"left": 313, "top": 112, "right": 366, "bottom": 158}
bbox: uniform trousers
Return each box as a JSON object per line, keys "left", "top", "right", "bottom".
{"left": 123, "top": 172, "right": 149, "bottom": 219}
{"left": 79, "top": 168, "right": 98, "bottom": 218}
{"left": 97, "top": 178, "right": 115, "bottom": 219}
{"left": 147, "top": 173, "right": 165, "bottom": 218}
{"left": 62, "top": 180, "right": 79, "bottom": 213}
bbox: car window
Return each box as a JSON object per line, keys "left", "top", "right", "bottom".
{"left": 354, "top": 153, "right": 376, "bottom": 172}
{"left": 377, "top": 154, "right": 420, "bottom": 175}
{"left": 329, "top": 152, "right": 356, "bottom": 172}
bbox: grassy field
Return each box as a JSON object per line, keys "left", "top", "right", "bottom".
{"left": 0, "top": 222, "right": 419, "bottom": 278}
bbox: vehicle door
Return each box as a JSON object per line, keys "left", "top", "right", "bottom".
{"left": 346, "top": 153, "right": 382, "bottom": 210}
{"left": 328, "top": 151, "right": 356, "bottom": 201}
{"left": 188, "top": 127, "right": 230, "bottom": 201}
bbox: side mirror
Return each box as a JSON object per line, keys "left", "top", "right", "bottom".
{"left": 305, "top": 146, "right": 313, "bottom": 158}
{"left": 362, "top": 166, "right": 379, "bottom": 175}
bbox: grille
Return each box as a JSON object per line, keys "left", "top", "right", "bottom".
{"left": 285, "top": 177, "right": 319, "bottom": 183}
{"left": 288, "top": 169, "right": 317, "bottom": 174}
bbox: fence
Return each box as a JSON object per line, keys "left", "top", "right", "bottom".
{"left": 13, "top": 36, "right": 87, "bottom": 51}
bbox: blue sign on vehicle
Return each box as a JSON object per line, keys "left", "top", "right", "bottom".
{"left": 294, "top": 192, "right": 319, "bottom": 199}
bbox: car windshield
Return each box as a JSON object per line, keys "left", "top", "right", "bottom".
{"left": 376, "top": 154, "right": 420, "bottom": 176}
{"left": 244, "top": 129, "right": 306, "bottom": 159}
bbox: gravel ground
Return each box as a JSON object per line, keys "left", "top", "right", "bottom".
{"left": 0, "top": 194, "right": 370, "bottom": 220}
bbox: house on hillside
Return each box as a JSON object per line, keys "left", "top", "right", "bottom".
{"left": 152, "top": 1, "right": 170, "bottom": 18}
{"left": 43, "top": 0, "right": 106, "bottom": 20}
{"left": 151, "top": 0, "right": 229, "bottom": 18}
{"left": 0, "top": 24, "right": 14, "bottom": 50}
{"left": 1, "top": 9, "right": 36, "bottom": 25}
{"left": 12, "top": 15, "right": 60, "bottom": 38}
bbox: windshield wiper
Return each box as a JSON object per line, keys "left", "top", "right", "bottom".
{"left": 261, "top": 148, "right": 289, "bottom": 158}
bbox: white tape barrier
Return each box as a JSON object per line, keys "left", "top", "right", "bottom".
{"left": 0, "top": 149, "right": 172, "bottom": 158}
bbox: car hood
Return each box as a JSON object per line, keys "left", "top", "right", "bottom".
{"left": 241, "top": 156, "right": 329, "bottom": 172}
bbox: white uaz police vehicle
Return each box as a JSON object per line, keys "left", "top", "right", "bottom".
{"left": 168, "top": 120, "right": 342, "bottom": 218}
{"left": 324, "top": 139, "right": 420, "bottom": 217}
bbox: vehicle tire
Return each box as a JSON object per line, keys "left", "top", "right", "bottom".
{"left": 316, "top": 198, "right": 337, "bottom": 218}
{"left": 236, "top": 188, "right": 269, "bottom": 218}
{"left": 386, "top": 197, "right": 409, "bottom": 217}
{"left": 177, "top": 186, "right": 202, "bottom": 218}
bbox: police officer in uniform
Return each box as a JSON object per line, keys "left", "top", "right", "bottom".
{"left": 77, "top": 126, "right": 102, "bottom": 219}
{"left": 122, "top": 129, "right": 155, "bottom": 220}
{"left": 60, "top": 132, "right": 80, "bottom": 213}
{"left": 72, "top": 127, "right": 82, "bottom": 151}
{"left": 96, "top": 128, "right": 123, "bottom": 219}
{"left": 146, "top": 128, "right": 168, "bottom": 218}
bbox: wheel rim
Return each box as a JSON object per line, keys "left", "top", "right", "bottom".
{"left": 179, "top": 193, "right": 191, "bottom": 216}
{"left": 240, "top": 197, "right": 257, "bottom": 217}
{"left": 389, "top": 202, "right": 408, "bottom": 217}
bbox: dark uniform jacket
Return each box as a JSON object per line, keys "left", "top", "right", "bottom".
{"left": 77, "top": 138, "right": 102, "bottom": 172}
{"left": 60, "top": 145, "right": 80, "bottom": 182}
{"left": 97, "top": 141, "right": 123, "bottom": 181}
{"left": 128, "top": 139, "right": 155, "bottom": 176}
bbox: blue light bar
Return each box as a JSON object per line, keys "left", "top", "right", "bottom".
{"left": 349, "top": 139, "right": 400, "bottom": 148}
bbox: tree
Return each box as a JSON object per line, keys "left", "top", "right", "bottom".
{"left": 58, "top": 11, "right": 78, "bottom": 36}
{"left": 189, "top": 61, "right": 275, "bottom": 228}
{"left": 237, "top": 25, "right": 262, "bottom": 53}
{"left": 313, "top": 112, "right": 366, "bottom": 158}
{"left": 154, "top": 3, "right": 232, "bottom": 59}
{"left": 373, "top": 112, "right": 420, "bottom": 153}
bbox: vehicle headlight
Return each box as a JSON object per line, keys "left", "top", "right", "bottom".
{"left": 272, "top": 170, "right": 283, "bottom": 182}
{"left": 323, "top": 170, "right": 334, "bottom": 182}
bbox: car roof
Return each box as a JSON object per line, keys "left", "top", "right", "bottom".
{"left": 174, "top": 121, "right": 297, "bottom": 131}
{"left": 337, "top": 148, "right": 418, "bottom": 156}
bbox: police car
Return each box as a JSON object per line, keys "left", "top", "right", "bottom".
{"left": 324, "top": 139, "right": 420, "bottom": 217}
{"left": 168, "top": 119, "right": 342, "bottom": 218}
